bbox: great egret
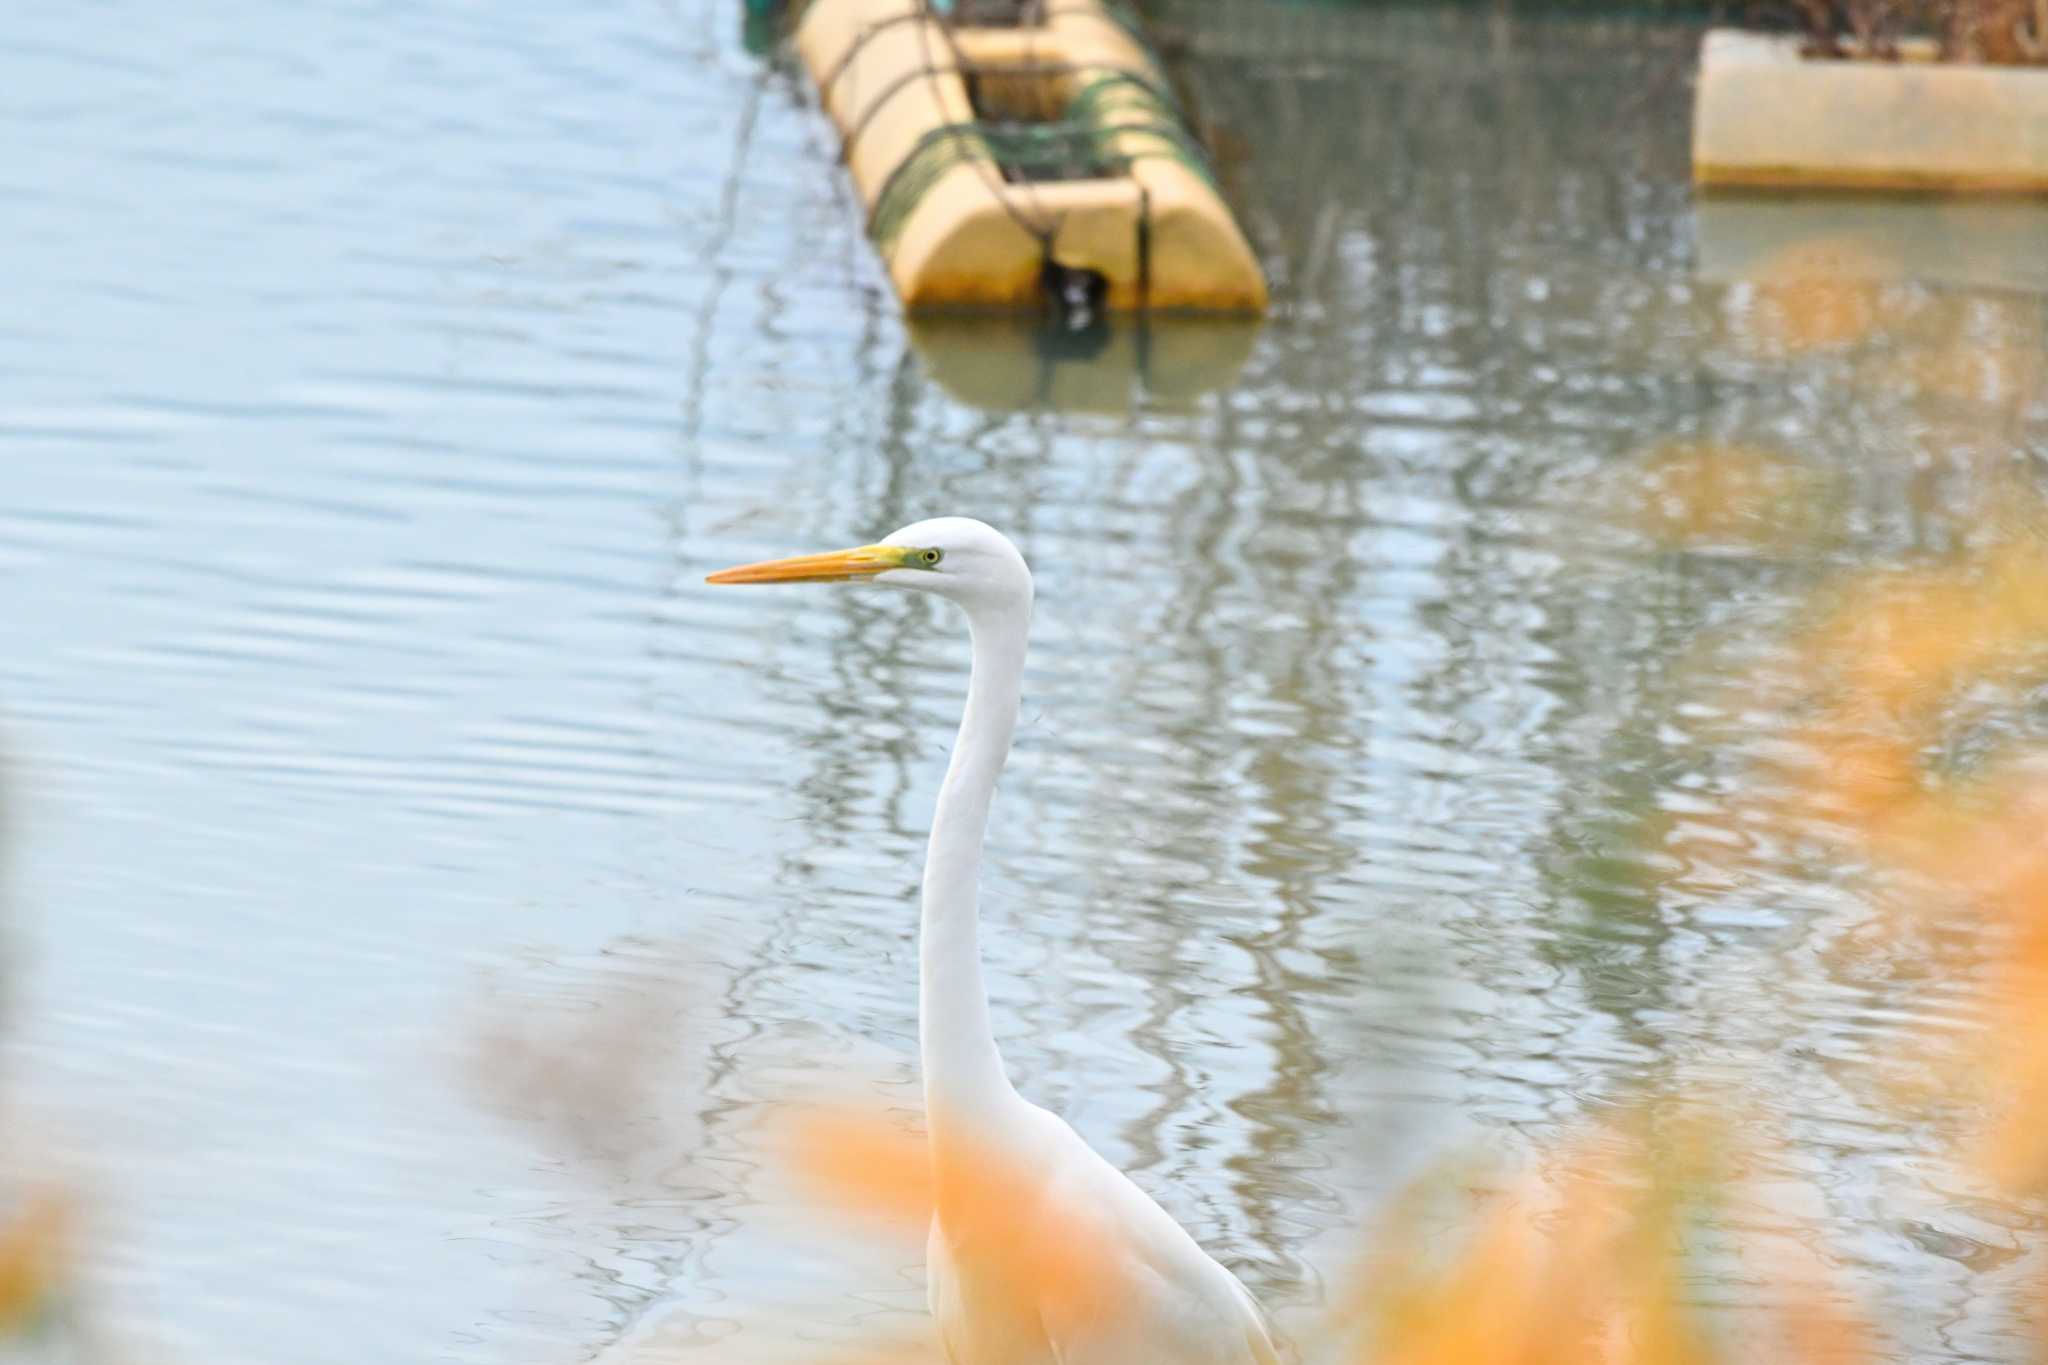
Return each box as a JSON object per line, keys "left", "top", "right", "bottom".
{"left": 710, "top": 517, "right": 1280, "bottom": 1365}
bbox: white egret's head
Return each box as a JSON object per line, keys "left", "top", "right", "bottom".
{"left": 707, "top": 516, "right": 1032, "bottom": 615}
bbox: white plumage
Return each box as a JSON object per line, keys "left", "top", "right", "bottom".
{"left": 712, "top": 518, "right": 1279, "bottom": 1365}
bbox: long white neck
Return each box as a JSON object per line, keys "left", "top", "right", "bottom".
{"left": 920, "top": 598, "right": 1028, "bottom": 1128}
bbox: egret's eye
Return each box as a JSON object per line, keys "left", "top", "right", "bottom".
{"left": 919, "top": 548, "right": 943, "bottom": 567}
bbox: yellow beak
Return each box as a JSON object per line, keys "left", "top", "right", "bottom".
{"left": 705, "top": 543, "right": 907, "bottom": 585}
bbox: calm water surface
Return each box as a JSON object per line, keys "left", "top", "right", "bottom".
{"left": 3, "top": 3, "right": 2046, "bottom": 1361}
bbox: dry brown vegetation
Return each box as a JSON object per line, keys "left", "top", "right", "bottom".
{"left": 1762, "top": 0, "right": 2048, "bottom": 61}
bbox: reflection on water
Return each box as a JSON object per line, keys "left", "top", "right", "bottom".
{"left": 0, "top": 1, "right": 2045, "bottom": 1362}
{"left": 906, "top": 317, "right": 1260, "bottom": 413}
{"left": 1697, "top": 194, "right": 2048, "bottom": 295}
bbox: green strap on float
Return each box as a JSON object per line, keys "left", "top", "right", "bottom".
{"left": 867, "top": 72, "right": 1219, "bottom": 256}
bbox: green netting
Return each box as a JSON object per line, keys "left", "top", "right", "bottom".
{"left": 867, "top": 71, "right": 1218, "bottom": 256}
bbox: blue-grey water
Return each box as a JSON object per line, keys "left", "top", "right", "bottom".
{"left": 3, "top": 2, "right": 2047, "bottom": 1362}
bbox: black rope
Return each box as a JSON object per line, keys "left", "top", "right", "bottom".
{"left": 822, "top": 0, "right": 1183, "bottom": 244}
{"left": 1000, "top": 0, "right": 1060, "bottom": 248}
{"left": 816, "top": 11, "right": 927, "bottom": 105}
{"left": 834, "top": 57, "right": 1182, "bottom": 170}
{"left": 867, "top": 113, "right": 1216, "bottom": 253}
{"left": 866, "top": 122, "right": 990, "bottom": 252}
{"left": 914, "top": 0, "right": 1062, "bottom": 247}
{"left": 806, "top": 0, "right": 1212, "bottom": 307}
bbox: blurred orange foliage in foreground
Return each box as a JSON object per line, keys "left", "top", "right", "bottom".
{"left": 758, "top": 506, "right": 2048, "bottom": 1364}
{"left": 785, "top": 1106, "right": 1133, "bottom": 1342}
{"left": 1338, "top": 1118, "right": 1882, "bottom": 1365}
{"left": 0, "top": 1189, "right": 68, "bottom": 1339}
{"left": 1717, "top": 522, "right": 2048, "bottom": 1205}
{"left": 1337, "top": 1123, "right": 1720, "bottom": 1365}
{"left": 777, "top": 1099, "right": 1892, "bottom": 1365}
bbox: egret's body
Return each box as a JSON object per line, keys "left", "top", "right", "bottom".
{"left": 711, "top": 518, "right": 1278, "bottom": 1365}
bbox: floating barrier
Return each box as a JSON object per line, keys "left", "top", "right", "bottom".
{"left": 1694, "top": 30, "right": 2048, "bottom": 193}
{"left": 793, "top": 0, "right": 1267, "bottom": 314}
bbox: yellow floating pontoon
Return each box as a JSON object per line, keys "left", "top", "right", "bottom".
{"left": 794, "top": 0, "right": 1267, "bottom": 313}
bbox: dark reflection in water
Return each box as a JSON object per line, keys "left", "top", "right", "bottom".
{"left": 1, "top": 0, "right": 2046, "bottom": 1362}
